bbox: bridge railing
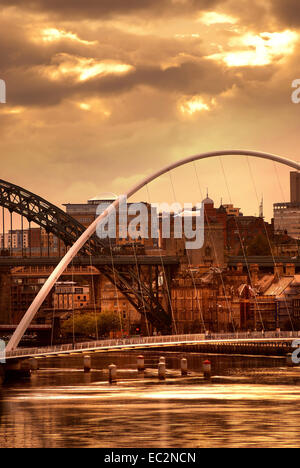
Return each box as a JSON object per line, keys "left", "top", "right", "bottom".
{"left": 5, "top": 330, "right": 300, "bottom": 359}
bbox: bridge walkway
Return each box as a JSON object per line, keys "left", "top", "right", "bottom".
{"left": 5, "top": 331, "right": 300, "bottom": 361}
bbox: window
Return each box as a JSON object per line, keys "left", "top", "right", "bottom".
{"left": 205, "top": 246, "right": 212, "bottom": 257}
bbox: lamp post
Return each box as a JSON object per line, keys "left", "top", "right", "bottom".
{"left": 216, "top": 304, "right": 222, "bottom": 333}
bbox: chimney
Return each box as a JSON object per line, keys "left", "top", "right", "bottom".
{"left": 250, "top": 264, "right": 259, "bottom": 285}
{"left": 274, "top": 263, "right": 284, "bottom": 278}
{"left": 285, "top": 263, "right": 295, "bottom": 276}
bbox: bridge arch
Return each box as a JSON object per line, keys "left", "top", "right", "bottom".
{"left": 0, "top": 179, "right": 103, "bottom": 255}
{"left": 6, "top": 150, "right": 300, "bottom": 351}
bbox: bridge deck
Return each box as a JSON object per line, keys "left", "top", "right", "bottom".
{"left": 228, "top": 256, "right": 300, "bottom": 267}
{"left": 0, "top": 325, "right": 51, "bottom": 331}
{"left": 4, "top": 331, "right": 300, "bottom": 361}
{"left": 0, "top": 255, "right": 180, "bottom": 267}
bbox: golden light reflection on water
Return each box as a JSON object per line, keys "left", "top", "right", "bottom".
{"left": 5, "top": 383, "right": 300, "bottom": 403}
{"left": 1, "top": 353, "right": 300, "bottom": 448}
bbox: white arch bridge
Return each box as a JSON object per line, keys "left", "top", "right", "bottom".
{"left": 4, "top": 331, "right": 300, "bottom": 361}
{"left": 5, "top": 149, "right": 300, "bottom": 354}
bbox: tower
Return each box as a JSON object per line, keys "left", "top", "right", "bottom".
{"left": 259, "top": 196, "right": 264, "bottom": 218}
{"left": 290, "top": 171, "right": 300, "bottom": 203}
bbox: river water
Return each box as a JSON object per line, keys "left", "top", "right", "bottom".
{"left": 1, "top": 351, "right": 300, "bottom": 448}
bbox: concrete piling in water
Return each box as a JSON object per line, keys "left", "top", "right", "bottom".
{"left": 109, "top": 364, "right": 117, "bottom": 383}
{"left": 20, "top": 360, "right": 31, "bottom": 377}
{"left": 137, "top": 355, "right": 145, "bottom": 372}
{"left": 83, "top": 355, "right": 91, "bottom": 373}
{"left": 181, "top": 358, "right": 188, "bottom": 376}
{"left": 5, "top": 359, "right": 31, "bottom": 379}
{"left": 203, "top": 359, "right": 211, "bottom": 379}
{"left": 0, "top": 365, "right": 5, "bottom": 386}
{"left": 29, "top": 358, "right": 39, "bottom": 371}
{"left": 286, "top": 354, "right": 295, "bottom": 367}
{"left": 158, "top": 362, "right": 166, "bottom": 380}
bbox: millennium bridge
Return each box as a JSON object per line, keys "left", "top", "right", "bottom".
{"left": 0, "top": 149, "right": 299, "bottom": 381}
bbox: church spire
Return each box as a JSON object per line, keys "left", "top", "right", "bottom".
{"left": 259, "top": 196, "right": 264, "bottom": 218}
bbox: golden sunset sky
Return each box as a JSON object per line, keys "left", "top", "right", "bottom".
{"left": 0, "top": 0, "right": 299, "bottom": 221}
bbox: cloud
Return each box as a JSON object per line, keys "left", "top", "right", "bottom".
{"left": 0, "top": 0, "right": 225, "bottom": 19}
{"left": 270, "top": 0, "right": 300, "bottom": 28}
{"left": 0, "top": 0, "right": 299, "bottom": 223}
{"left": 4, "top": 54, "right": 238, "bottom": 108}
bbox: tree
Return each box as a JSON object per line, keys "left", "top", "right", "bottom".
{"left": 61, "top": 311, "right": 123, "bottom": 338}
{"left": 98, "top": 311, "right": 122, "bottom": 336}
{"left": 247, "top": 233, "right": 271, "bottom": 256}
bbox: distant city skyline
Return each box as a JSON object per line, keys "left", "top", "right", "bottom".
{"left": 0, "top": 1, "right": 299, "bottom": 221}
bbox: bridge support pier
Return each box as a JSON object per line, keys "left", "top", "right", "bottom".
{"left": 29, "top": 358, "right": 39, "bottom": 371}
{"left": 181, "top": 358, "right": 188, "bottom": 376}
{"left": 3, "top": 359, "right": 31, "bottom": 381}
{"left": 83, "top": 355, "right": 91, "bottom": 373}
{"left": 0, "top": 269, "right": 12, "bottom": 323}
{"left": 0, "top": 364, "right": 5, "bottom": 386}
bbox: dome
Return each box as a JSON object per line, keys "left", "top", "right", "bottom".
{"left": 202, "top": 196, "right": 214, "bottom": 205}
{"left": 202, "top": 189, "right": 214, "bottom": 205}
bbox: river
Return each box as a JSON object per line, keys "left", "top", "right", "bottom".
{"left": 1, "top": 351, "right": 300, "bottom": 448}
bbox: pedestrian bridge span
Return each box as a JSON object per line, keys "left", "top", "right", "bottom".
{"left": 5, "top": 331, "right": 300, "bottom": 361}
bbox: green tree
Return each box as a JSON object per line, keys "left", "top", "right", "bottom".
{"left": 247, "top": 233, "right": 271, "bottom": 256}
{"left": 98, "top": 311, "right": 122, "bottom": 336}
{"left": 61, "top": 311, "right": 123, "bottom": 338}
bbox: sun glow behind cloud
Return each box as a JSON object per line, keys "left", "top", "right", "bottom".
{"left": 41, "top": 28, "right": 97, "bottom": 45}
{"left": 0, "top": 106, "right": 24, "bottom": 115}
{"left": 77, "top": 100, "right": 111, "bottom": 117}
{"left": 179, "top": 96, "right": 215, "bottom": 115}
{"left": 198, "top": 11, "right": 238, "bottom": 26}
{"left": 48, "top": 55, "right": 134, "bottom": 82}
{"left": 208, "top": 30, "right": 298, "bottom": 67}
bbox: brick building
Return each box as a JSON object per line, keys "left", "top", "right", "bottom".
{"left": 172, "top": 267, "right": 247, "bottom": 333}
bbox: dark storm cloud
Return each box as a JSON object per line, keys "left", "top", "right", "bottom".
{"left": 5, "top": 59, "right": 242, "bottom": 108}
{"left": 271, "top": 0, "right": 300, "bottom": 27}
{"left": 90, "top": 60, "right": 235, "bottom": 95}
{"left": 0, "top": 0, "right": 225, "bottom": 18}
{"left": 223, "top": 0, "right": 270, "bottom": 29}
{"left": 0, "top": 20, "right": 102, "bottom": 70}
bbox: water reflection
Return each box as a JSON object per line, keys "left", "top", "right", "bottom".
{"left": 1, "top": 352, "right": 300, "bottom": 448}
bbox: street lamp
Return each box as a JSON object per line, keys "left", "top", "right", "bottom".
{"left": 216, "top": 304, "right": 222, "bottom": 333}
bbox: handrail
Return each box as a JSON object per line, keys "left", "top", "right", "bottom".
{"left": 5, "top": 330, "right": 300, "bottom": 359}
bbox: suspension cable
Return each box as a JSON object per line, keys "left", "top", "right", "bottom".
{"left": 131, "top": 239, "right": 150, "bottom": 336}
{"left": 71, "top": 259, "right": 75, "bottom": 348}
{"left": 168, "top": 170, "right": 206, "bottom": 333}
{"left": 218, "top": 157, "right": 265, "bottom": 331}
{"left": 145, "top": 182, "right": 178, "bottom": 335}
{"left": 88, "top": 240, "right": 99, "bottom": 340}
{"left": 108, "top": 236, "right": 124, "bottom": 338}
{"left": 50, "top": 275, "right": 56, "bottom": 347}
{"left": 193, "top": 161, "right": 236, "bottom": 333}
{"left": 247, "top": 157, "right": 294, "bottom": 331}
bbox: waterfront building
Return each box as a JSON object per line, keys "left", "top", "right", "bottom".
{"left": 64, "top": 194, "right": 158, "bottom": 250}
{"left": 274, "top": 171, "right": 300, "bottom": 240}
{"left": 53, "top": 282, "right": 90, "bottom": 310}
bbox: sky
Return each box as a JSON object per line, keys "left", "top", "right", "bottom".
{"left": 0, "top": 0, "right": 300, "bottom": 221}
